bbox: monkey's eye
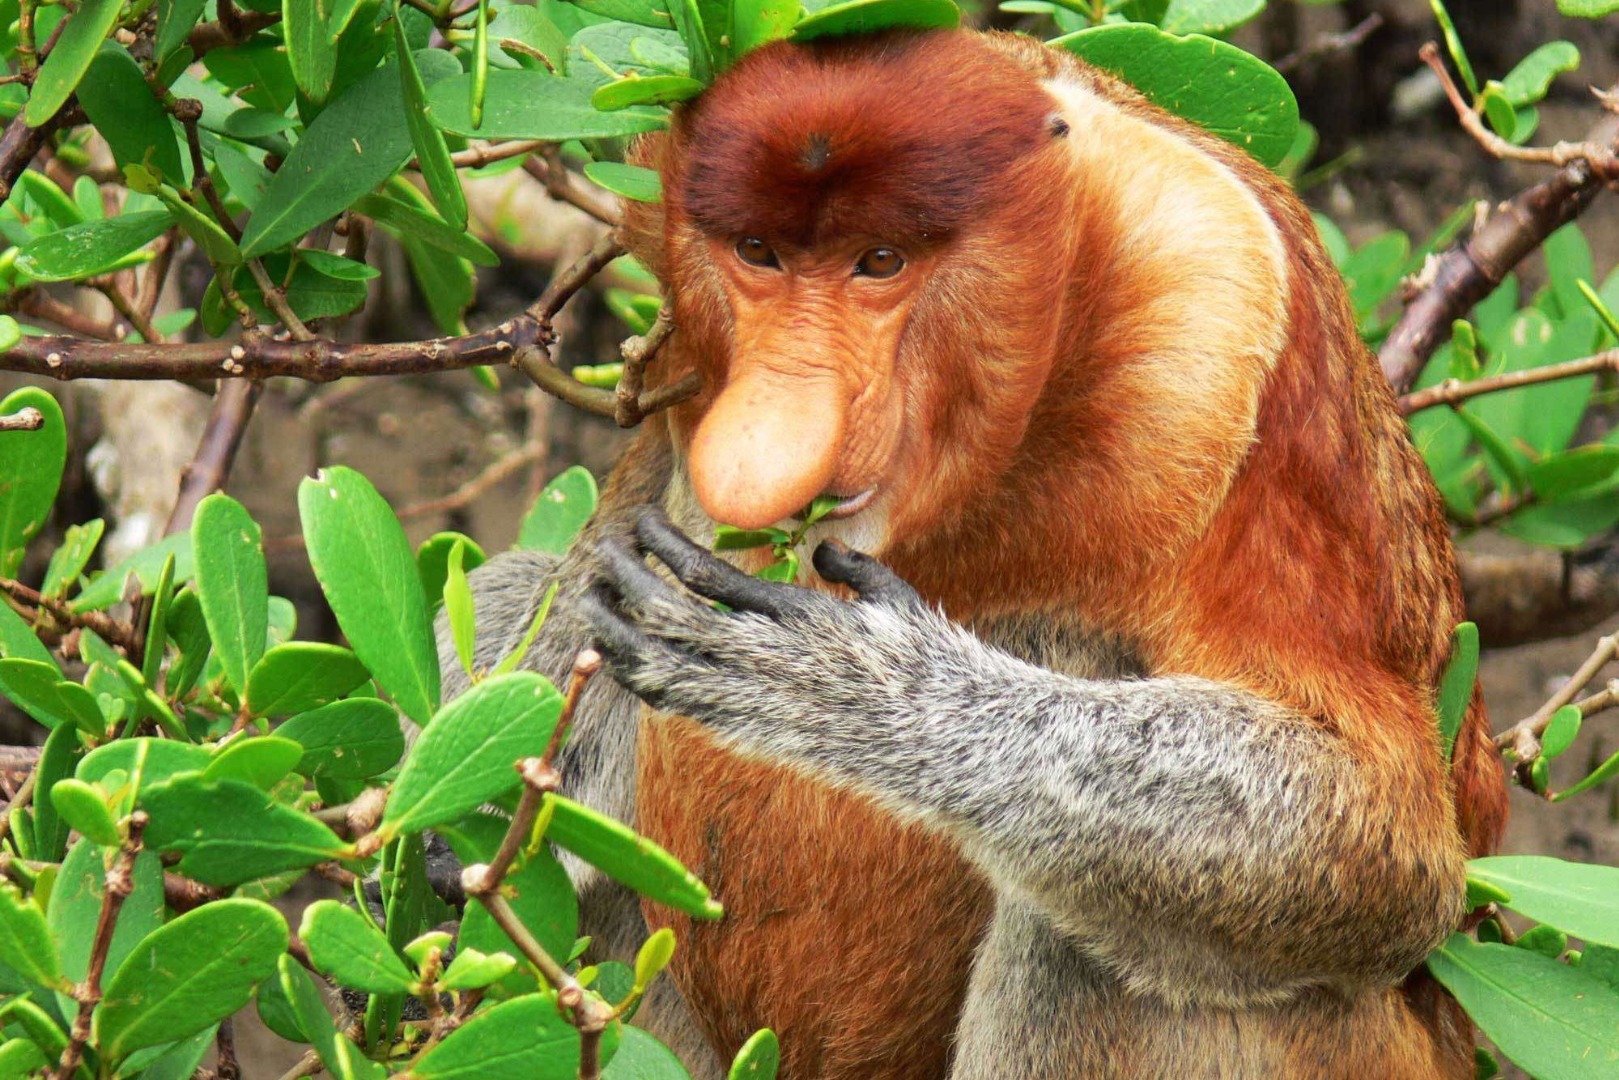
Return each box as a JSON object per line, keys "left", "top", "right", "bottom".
{"left": 735, "top": 237, "right": 780, "bottom": 269}
{"left": 855, "top": 248, "right": 905, "bottom": 279}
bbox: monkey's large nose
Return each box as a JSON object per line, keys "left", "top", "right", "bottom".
{"left": 687, "top": 368, "right": 847, "bottom": 530}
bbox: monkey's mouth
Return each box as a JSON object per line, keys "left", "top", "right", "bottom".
{"left": 821, "top": 487, "right": 878, "bottom": 520}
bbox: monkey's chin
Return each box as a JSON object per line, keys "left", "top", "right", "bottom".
{"left": 821, "top": 487, "right": 878, "bottom": 520}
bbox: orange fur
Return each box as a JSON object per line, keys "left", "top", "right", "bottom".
{"left": 619, "top": 28, "right": 1506, "bottom": 1077}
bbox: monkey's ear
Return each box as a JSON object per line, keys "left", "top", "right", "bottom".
{"left": 812, "top": 542, "right": 923, "bottom": 610}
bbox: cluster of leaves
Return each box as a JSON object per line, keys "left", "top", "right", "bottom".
{"left": 0, "top": 388, "right": 787, "bottom": 1078}
{"left": 1427, "top": 628, "right": 1619, "bottom": 1079}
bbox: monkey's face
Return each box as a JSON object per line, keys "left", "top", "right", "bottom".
{"left": 679, "top": 235, "right": 932, "bottom": 531}
{"left": 651, "top": 31, "right": 1060, "bottom": 537}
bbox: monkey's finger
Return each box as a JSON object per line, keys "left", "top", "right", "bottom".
{"left": 579, "top": 587, "right": 685, "bottom": 708}
{"left": 592, "top": 538, "right": 695, "bottom": 619}
{"left": 636, "top": 507, "right": 814, "bottom": 618}
{"left": 812, "top": 541, "right": 923, "bottom": 608}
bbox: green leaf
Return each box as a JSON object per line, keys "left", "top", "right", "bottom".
{"left": 299, "top": 466, "right": 440, "bottom": 724}
{"left": 1051, "top": 24, "right": 1300, "bottom": 169}
{"left": 727, "top": 1029, "right": 779, "bottom": 1080}
{"left": 791, "top": 0, "right": 958, "bottom": 40}
{"left": 0, "top": 387, "right": 64, "bottom": 578}
{"left": 230, "top": 255, "right": 370, "bottom": 323}
{"left": 1480, "top": 82, "right": 1518, "bottom": 141}
{"left": 32, "top": 721, "right": 81, "bottom": 859}
{"left": 1541, "top": 705, "right": 1583, "bottom": 761}
{"left": 1467, "top": 857, "right": 1619, "bottom": 948}
{"left": 731, "top": 0, "right": 797, "bottom": 56}
{"left": 1516, "top": 925, "right": 1569, "bottom": 960}
{"left": 634, "top": 927, "right": 676, "bottom": 989}
{"left": 157, "top": 0, "right": 209, "bottom": 62}
{"left": 50, "top": 778, "right": 120, "bottom": 846}
{"left": 241, "top": 54, "right": 439, "bottom": 258}
{"left": 569, "top": 0, "right": 674, "bottom": 28}
{"left": 246, "top": 642, "right": 371, "bottom": 716}
{"left": 0, "top": 601, "right": 53, "bottom": 671}
{"left": 518, "top": 466, "right": 598, "bottom": 554}
{"left": 1557, "top": 0, "right": 1619, "bottom": 15}
{"left": 278, "top": 955, "right": 386, "bottom": 1080}
{"left": 300, "top": 899, "right": 417, "bottom": 993}
{"left": 417, "top": 532, "right": 488, "bottom": 607}
{"left": 192, "top": 492, "right": 268, "bottom": 696}
{"left": 50, "top": 842, "right": 165, "bottom": 1015}
{"left": 79, "top": 45, "right": 186, "bottom": 184}
{"left": 354, "top": 191, "right": 500, "bottom": 266}
{"left": 284, "top": 0, "right": 337, "bottom": 104}
{"left": 1556, "top": 744, "right": 1619, "bottom": 802}
{"left": 0, "top": 999, "right": 67, "bottom": 1068}
{"left": 1435, "top": 622, "right": 1477, "bottom": 764}
{"left": 0, "top": 883, "right": 61, "bottom": 990}
{"left": 382, "top": 672, "right": 562, "bottom": 836}
{"left": 445, "top": 540, "right": 476, "bottom": 677}
{"left": 78, "top": 737, "right": 213, "bottom": 792}
{"left": 1160, "top": 0, "right": 1265, "bottom": 35}
{"left": 1502, "top": 41, "right": 1580, "bottom": 107}
{"left": 1428, "top": 0, "right": 1477, "bottom": 97}
{"left": 439, "top": 947, "right": 518, "bottom": 991}
{"left": 277, "top": 697, "right": 405, "bottom": 779}
{"left": 1529, "top": 446, "right": 1619, "bottom": 501}
{"left": 119, "top": 1025, "right": 217, "bottom": 1080}
{"left": 426, "top": 70, "right": 668, "bottom": 140}
{"left": 142, "top": 775, "right": 351, "bottom": 886}
{"left": 0, "top": 1040, "right": 46, "bottom": 1076}
{"left": 204, "top": 735, "right": 305, "bottom": 789}
{"left": 1427, "top": 934, "right": 1619, "bottom": 1079}
{"left": 547, "top": 794, "right": 721, "bottom": 920}
{"left": 396, "top": 11, "right": 469, "bottom": 229}
{"left": 592, "top": 74, "right": 704, "bottom": 110}
{"left": 409, "top": 993, "right": 614, "bottom": 1080}
{"left": 444, "top": 811, "right": 578, "bottom": 978}
{"left": 96, "top": 899, "right": 287, "bottom": 1060}
{"left": 0, "top": 316, "right": 19, "bottom": 353}
{"left": 1454, "top": 407, "right": 1529, "bottom": 496}
{"left": 14, "top": 211, "right": 173, "bottom": 283}
{"left": 41, "top": 517, "right": 104, "bottom": 599}
{"left": 24, "top": 0, "right": 124, "bottom": 126}
{"left": 0, "top": 657, "right": 96, "bottom": 732}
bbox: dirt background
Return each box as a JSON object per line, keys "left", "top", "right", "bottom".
{"left": 5, "top": 0, "right": 1619, "bottom": 1073}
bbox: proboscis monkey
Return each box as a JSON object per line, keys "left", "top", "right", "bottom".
{"left": 445, "top": 27, "right": 1507, "bottom": 1080}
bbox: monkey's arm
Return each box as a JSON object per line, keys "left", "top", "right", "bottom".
{"left": 585, "top": 512, "right": 1468, "bottom": 1008}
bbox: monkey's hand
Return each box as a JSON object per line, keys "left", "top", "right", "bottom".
{"left": 583, "top": 506, "right": 946, "bottom": 754}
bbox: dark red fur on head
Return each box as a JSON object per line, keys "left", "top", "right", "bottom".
{"left": 676, "top": 31, "right": 1054, "bottom": 250}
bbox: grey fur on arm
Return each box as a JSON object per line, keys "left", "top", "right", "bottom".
{"left": 584, "top": 509, "right": 1467, "bottom": 1008}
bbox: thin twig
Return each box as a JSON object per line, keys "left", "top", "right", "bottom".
{"left": 97, "top": 280, "right": 164, "bottom": 345}
{"left": 54, "top": 813, "right": 149, "bottom": 1080}
{"left": 246, "top": 260, "right": 313, "bottom": 339}
{"left": 441, "top": 139, "right": 545, "bottom": 169}
{"left": 272, "top": 1050, "right": 323, "bottom": 1080}
{"left": 1421, "top": 43, "right": 1619, "bottom": 175}
{"left": 15, "top": 290, "right": 124, "bottom": 340}
{"left": 1399, "top": 348, "right": 1619, "bottom": 414}
{"left": 2, "top": 577, "right": 139, "bottom": 652}
{"left": 187, "top": 10, "right": 280, "bottom": 58}
{"left": 615, "top": 302, "right": 674, "bottom": 428}
{"left": 162, "top": 378, "right": 264, "bottom": 535}
{"left": 1497, "top": 634, "right": 1619, "bottom": 760}
{"left": 0, "top": 407, "right": 42, "bottom": 432}
{"left": 1273, "top": 13, "right": 1382, "bottom": 75}
{"left": 523, "top": 148, "right": 621, "bottom": 226}
{"left": 541, "top": 650, "right": 602, "bottom": 767}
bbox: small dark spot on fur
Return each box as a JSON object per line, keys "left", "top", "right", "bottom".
{"left": 801, "top": 134, "right": 832, "bottom": 170}
{"left": 1049, "top": 115, "right": 1070, "bottom": 138}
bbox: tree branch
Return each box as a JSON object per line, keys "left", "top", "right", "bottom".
{"left": 522, "top": 148, "right": 621, "bottom": 226}
{"left": 1398, "top": 347, "right": 1619, "bottom": 414}
{"left": 1380, "top": 72, "right": 1619, "bottom": 392}
{"left": 0, "top": 406, "right": 42, "bottom": 431}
